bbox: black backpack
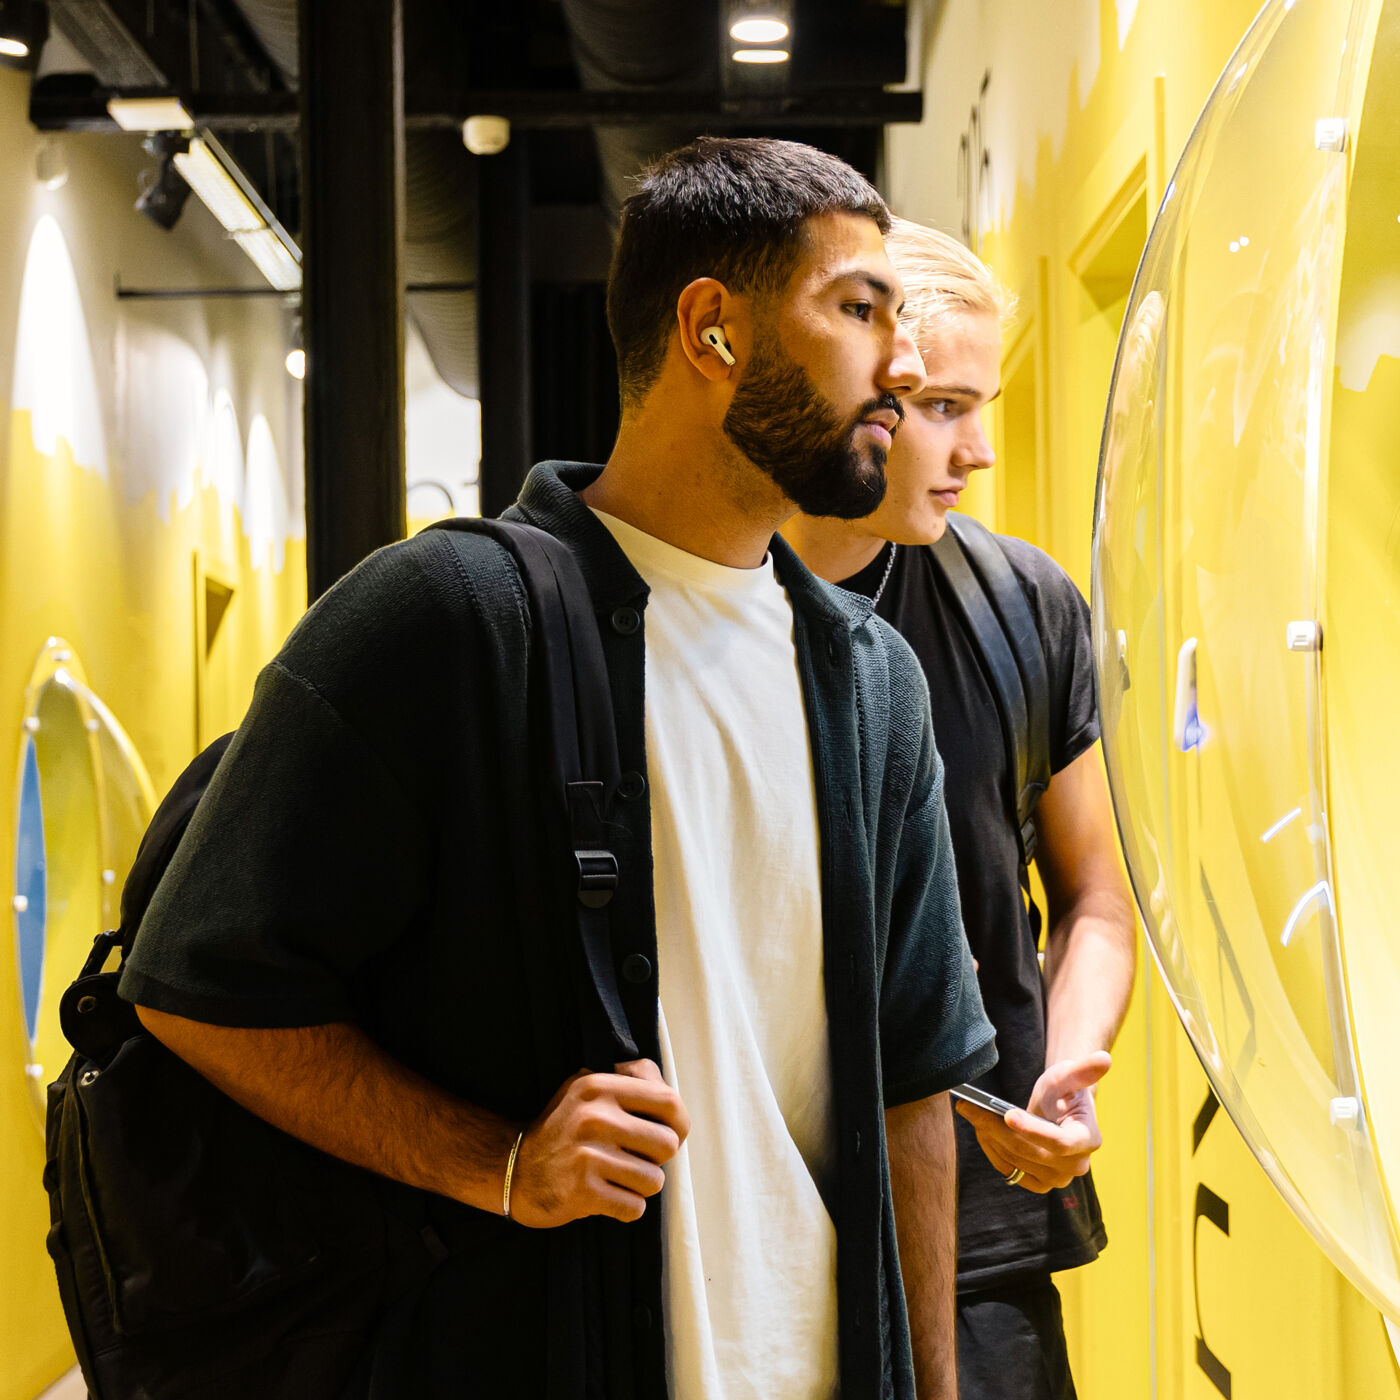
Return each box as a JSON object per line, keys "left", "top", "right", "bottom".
{"left": 929, "top": 512, "right": 1051, "bottom": 918}
{"left": 43, "top": 519, "right": 634, "bottom": 1398}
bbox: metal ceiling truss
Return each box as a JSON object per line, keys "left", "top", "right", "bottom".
{"left": 31, "top": 84, "right": 922, "bottom": 133}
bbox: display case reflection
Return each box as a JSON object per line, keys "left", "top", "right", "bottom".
{"left": 1093, "top": 0, "right": 1400, "bottom": 1319}
{"left": 12, "top": 638, "right": 154, "bottom": 1123}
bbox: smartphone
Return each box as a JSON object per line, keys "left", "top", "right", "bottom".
{"left": 950, "top": 1083, "right": 1056, "bottom": 1129}
{"left": 949, "top": 1083, "right": 1021, "bottom": 1117}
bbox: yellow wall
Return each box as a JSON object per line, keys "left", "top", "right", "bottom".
{"left": 0, "top": 68, "right": 306, "bottom": 1398}
{"left": 887, "top": 1, "right": 1400, "bottom": 1394}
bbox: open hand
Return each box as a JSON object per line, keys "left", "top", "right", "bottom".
{"left": 508, "top": 1059, "right": 690, "bottom": 1227}
{"left": 953, "top": 1051, "right": 1111, "bottom": 1193}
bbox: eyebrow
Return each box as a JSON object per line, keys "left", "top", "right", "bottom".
{"left": 924, "top": 383, "right": 1003, "bottom": 403}
{"left": 825, "top": 270, "right": 900, "bottom": 305}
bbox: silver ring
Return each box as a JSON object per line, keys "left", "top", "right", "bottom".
{"left": 1003, "top": 1167, "right": 1025, "bottom": 1187}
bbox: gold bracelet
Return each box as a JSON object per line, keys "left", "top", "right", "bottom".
{"left": 502, "top": 1129, "right": 526, "bottom": 1219}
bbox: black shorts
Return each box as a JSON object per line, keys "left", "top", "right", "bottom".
{"left": 956, "top": 1276, "right": 1077, "bottom": 1400}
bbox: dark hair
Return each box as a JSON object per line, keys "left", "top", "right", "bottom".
{"left": 606, "top": 137, "right": 890, "bottom": 409}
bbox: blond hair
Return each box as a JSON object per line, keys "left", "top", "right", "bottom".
{"left": 884, "top": 216, "right": 1015, "bottom": 351}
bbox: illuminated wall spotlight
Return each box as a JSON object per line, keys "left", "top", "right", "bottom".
{"left": 0, "top": 0, "right": 47, "bottom": 67}
{"left": 285, "top": 318, "right": 305, "bottom": 380}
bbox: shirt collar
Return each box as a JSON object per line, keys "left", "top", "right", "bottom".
{"left": 508, "top": 460, "right": 875, "bottom": 633}
{"left": 508, "top": 462, "right": 650, "bottom": 611}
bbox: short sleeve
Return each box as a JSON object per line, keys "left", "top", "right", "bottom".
{"left": 878, "top": 647, "right": 998, "bottom": 1107}
{"left": 119, "top": 660, "right": 432, "bottom": 1027}
{"left": 117, "top": 541, "right": 457, "bottom": 1028}
{"left": 997, "top": 537, "right": 1100, "bottom": 774}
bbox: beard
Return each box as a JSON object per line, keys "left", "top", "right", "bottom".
{"left": 721, "top": 341, "right": 901, "bottom": 520}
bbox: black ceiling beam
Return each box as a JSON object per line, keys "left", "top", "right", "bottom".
{"left": 31, "top": 84, "right": 922, "bottom": 133}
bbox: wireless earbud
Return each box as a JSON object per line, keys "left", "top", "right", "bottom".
{"left": 701, "top": 326, "right": 736, "bottom": 366}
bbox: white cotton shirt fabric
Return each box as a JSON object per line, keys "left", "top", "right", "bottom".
{"left": 591, "top": 509, "right": 839, "bottom": 1400}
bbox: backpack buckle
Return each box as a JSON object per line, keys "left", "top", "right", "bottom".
{"left": 1019, "top": 817, "right": 1039, "bottom": 866}
{"left": 575, "top": 850, "right": 619, "bottom": 909}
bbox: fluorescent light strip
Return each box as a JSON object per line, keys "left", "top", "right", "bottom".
{"left": 172, "top": 137, "right": 302, "bottom": 290}
{"left": 732, "top": 48, "right": 789, "bottom": 63}
{"left": 173, "top": 138, "right": 263, "bottom": 233}
{"left": 234, "top": 228, "right": 302, "bottom": 292}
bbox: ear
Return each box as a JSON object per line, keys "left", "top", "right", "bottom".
{"left": 676, "top": 278, "right": 743, "bottom": 382}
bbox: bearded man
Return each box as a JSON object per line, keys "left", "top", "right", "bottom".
{"left": 124, "top": 139, "right": 996, "bottom": 1399}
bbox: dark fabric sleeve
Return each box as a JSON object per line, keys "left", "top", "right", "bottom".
{"left": 877, "top": 637, "right": 998, "bottom": 1107}
{"left": 998, "top": 537, "right": 1100, "bottom": 774}
{"left": 119, "top": 544, "right": 446, "bottom": 1028}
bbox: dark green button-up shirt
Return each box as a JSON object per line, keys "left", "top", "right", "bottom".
{"left": 125, "top": 461, "right": 996, "bottom": 1398}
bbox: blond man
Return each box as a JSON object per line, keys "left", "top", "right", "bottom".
{"left": 784, "top": 220, "right": 1135, "bottom": 1400}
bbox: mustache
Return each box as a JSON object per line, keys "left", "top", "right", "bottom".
{"left": 856, "top": 394, "right": 906, "bottom": 430}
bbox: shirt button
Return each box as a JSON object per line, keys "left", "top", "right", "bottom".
{"left": 621, "top": 953, "right": 653, "bottom": 985}
{"left": 610, "top": 606, "right": 641, "bottom": 635}
{"left": 617, "top": 770, "right": 647, "bottom": 801}
{"left": 633, "top": 1303, "right": 653, "bottom": 1331}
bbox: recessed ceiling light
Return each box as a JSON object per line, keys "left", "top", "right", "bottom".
{"left": 730, "top": 18, "right": 789, "bottom": 42}
{"left": 0, "top": 37, "right": 29, "bottom": 58}
{"left": 733, "top": 48, "right": 789, "bottom": 64}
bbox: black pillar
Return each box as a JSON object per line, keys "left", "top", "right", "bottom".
{"left": 477, "top": 137, "right": 533, "bottom": 518}
{"left": 299, "top": 0, "right": 407, "bottom": 601}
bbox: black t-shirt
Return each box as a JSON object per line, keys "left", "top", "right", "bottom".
{"left": 842, "top": 533, "right": 1107, "bottom": 1288}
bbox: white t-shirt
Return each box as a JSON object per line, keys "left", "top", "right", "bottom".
{"left": 591, "top": 509, "right": 839, "bottom": 1400}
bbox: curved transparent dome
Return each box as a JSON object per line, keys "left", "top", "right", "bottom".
{"left": 1093, "top": 0, "right": 1400, "bottom": 1320}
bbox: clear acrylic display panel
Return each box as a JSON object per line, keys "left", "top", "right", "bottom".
{"left": 1093, "top": 0, "right": 1400, "bottom": 1318}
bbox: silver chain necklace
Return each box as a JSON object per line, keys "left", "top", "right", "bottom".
{"left": 870, "top": 542, "right": 898, "bottom": 608}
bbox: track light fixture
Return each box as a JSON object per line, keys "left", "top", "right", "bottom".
{"left": 135, "top": 134, "right": 193, "bottom": 231}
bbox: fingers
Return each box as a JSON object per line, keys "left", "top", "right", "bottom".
{"left": 584, "top": 1142, "right": 666, "bottom": 1199}
{"left": 957, "top": 1099, "right": 1094, "bottom": 1191}
{"left": 595, "top": 1064, "right": 691, "bottom": 1143}
{"left": 1003, "top": 1107, "right": 1099, "bottom": 1154}
{"left": 1030, "top": 1053, "right": 1112, "bottom": 1117}
{"left": 614, "top": 1058, "right": 663, "bottom": 1083}
{"left": 509, "top": 1065, "right": 690, "bottom": 1229}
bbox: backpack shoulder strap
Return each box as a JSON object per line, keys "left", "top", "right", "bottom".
{"left": 930, "top": 512, "right": 1051, "bottom": 865}
{"left": 424, "top": 517, "right": 636, "bottom": 1066}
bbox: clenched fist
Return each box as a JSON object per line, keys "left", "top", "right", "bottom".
{"left": 508, "top": 1059, "right": 690, "bottom": 1227}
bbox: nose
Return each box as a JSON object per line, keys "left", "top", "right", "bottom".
{"left": 879, "top": 320, "right": 926, "bottom": 399}
{"left": 957, "top": 411, "right": 996, "bottom": 473}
